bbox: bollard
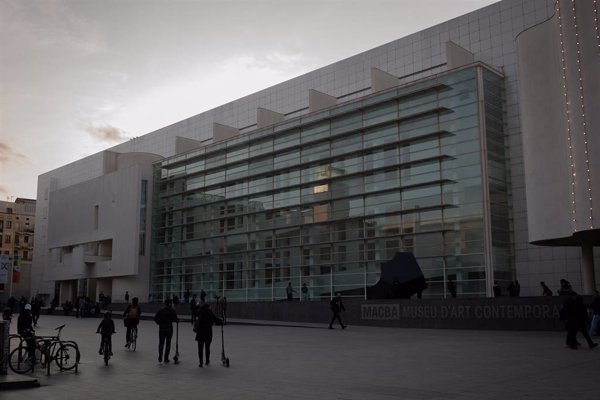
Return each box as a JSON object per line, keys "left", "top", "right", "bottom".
{"left": 0, "top": 320, "right": 8, "bottom": 375}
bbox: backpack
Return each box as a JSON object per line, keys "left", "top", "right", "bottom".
{"left": 330, "top": 298, "right": 338, "bottom": 311}
{"left": 127, "top": 306, "right": 138, "bottom": 320}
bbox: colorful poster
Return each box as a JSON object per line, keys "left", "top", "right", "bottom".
{"left": 0, "top": 254, "right": 9, "bottom": 284}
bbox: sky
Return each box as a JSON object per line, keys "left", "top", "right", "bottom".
{"left": 0, "top": 0, "right": 498, "bottom": 201}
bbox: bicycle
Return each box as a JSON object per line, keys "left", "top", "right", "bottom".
{"left": 99, "top": 333, "right": 112, "bottom": 366}
{"left": 129, "top": 326, "right": 138, "bottom": 352}
{"left": 9, "top": 333, "right": 26, "bottom": 349}
{"left": 9, "top": 324, "right": 80, "bottom": 375}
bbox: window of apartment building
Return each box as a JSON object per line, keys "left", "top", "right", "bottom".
{"left": 6, "top": 221, "right": 11, "bottom": 229}
{"left": 23, "top": 251, "right": 29, "bottom": 260}
{"left": 24, "top": 236, "right": 29, "bottom": 243}
{"left": 4, "top": 235, "right": 11, "bottom": 244}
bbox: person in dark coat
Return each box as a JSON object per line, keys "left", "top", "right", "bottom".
{"left": 493, "top": 281, "right": 502, "bottom": 297}
{"left": 563, "top": 292, "right": 598, "bottom": 349}
{"left": 507, "top": 281, "right": 517, "bottom": 297}
{"left": 17, "top": 304, "right": 34, "bottom": 336}
{"left": 589, "top": 290, "right": 600, "bottom": 336}
{"left": 447, "top": 279, "right": 457, "bottom": 298}
{"left": 31, "top": 297, "right": 42, "bottom": 326}
{"left": 328, "top": 292, "right": 347, "bottom": 329}
{"left": 18, "top": 304, "right": 35, "bottom": 358}
{"left": 194, "top": 303, "right": 222, "bottom": 368}
{"left": 154, "top": 299, "right": 179, "bottom": 363}
{"left": 96, "top": 311, "right": 116, "bottom": 355}
{"left": 558, "top": 279, "right": 573, "bottom": 296}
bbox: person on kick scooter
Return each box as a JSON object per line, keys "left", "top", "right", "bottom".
{"left": 193, "top": 301, "right": 222, "bottom": 368}
{"left": 154, "top": 298, "right": 178, "bottom": 364}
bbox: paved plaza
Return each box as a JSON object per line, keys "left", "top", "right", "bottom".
{"left": 1, "top": 314, "right": 599, "bottom": 399}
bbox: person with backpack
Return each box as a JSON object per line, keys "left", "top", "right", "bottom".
{"left": 123, "top": 297, "right": 141, "bottom": 348}
{"left": 193, "top": 302, "right": 222, "bottom": 368}
{"left": 328, "top": 292, "right": 347, "bottom": 330}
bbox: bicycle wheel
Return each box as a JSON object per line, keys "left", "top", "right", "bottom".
{"left": 9, "top": 334, "right": 24, "bottom": 350}
{"left": 131, "top": 327, "right": 137, "bottom": 352}
{"left": 9, "top": 346, "right": 33, "bottom": 374}
{"left": 103, "top": 342, "right": 110, "bottom": 366}
{"left": 55, "top": 343, "right": 80, "bottom": 371}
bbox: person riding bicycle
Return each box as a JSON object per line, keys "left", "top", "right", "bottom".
{"left": 97, "top": 311, "right": 116, "bottom": 355}
{"left": 123, "top": 297, "right": 141, "bottom": 348}
{"left": 17, "top": 304, "right": 35, "bottom": 359}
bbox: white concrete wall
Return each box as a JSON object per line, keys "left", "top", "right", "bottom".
{"left": 39, "top": 152, "right": 160, "bottom": 302}
{"left": 35, "top": 0, "right": 596, "bottom": 298}
{"left": 519, "top": 0, "right": 600, "bottom": 242}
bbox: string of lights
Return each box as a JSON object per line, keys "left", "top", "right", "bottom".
{"left": 556, "top": 0, "right": 578, "bottom": 231}
{"left": 571, "top": 0, "right": 594, "bottom": 229}
{"left": 594, "top": 0, "right": 600, "bottom": 51}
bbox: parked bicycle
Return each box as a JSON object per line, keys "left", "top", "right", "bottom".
{"left": 9, "top": 324, "right": 80, "bottom": 375}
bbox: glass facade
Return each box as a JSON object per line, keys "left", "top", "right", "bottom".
{"left": 151, "top": 64, "right": 511, "bottom": 302}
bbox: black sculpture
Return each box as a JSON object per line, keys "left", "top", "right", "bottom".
{"left": 367, "top": 252, "right": 427, "bottom": 299}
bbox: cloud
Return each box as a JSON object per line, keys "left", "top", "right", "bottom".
{"left": 0, "top": 140, "right": 30, "bottom": 166}
{"left": 0, "top": 185, "right": 8, "bottom": 196}
{"left": 85, "top": 123, "right": 129, "bottom": 143}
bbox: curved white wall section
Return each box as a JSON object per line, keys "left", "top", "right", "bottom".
{"left": 518, "top": 0, "right": 600, "bottom": 245}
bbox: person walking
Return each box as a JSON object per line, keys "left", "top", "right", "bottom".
{"left": 31, "top": 296, "right": 42, "bottom": 326}
{"left": 301, "top": 283, "right": 309, "bottom": 302}
{"left": 125, "top": 291, "right": 130, "bottom": 303}
{"left": 154, "top": 299, "right": 179, "bottom": 363}
{"left": 447, "top": 279, "right": 457, "bottom": 298}
{"left": 220, "top": 296, "right": 227, "bottom": 324}
{"left": 190, "top": 294, "right": 198, "bottom": 325}
{"left": 562, "top": 292, "right": 598, "bottom": 349}
{"left": 286, "top": 282, "right": 295, "bottom": 301}
{"left": 123, "top": 297, "right": 141, "bottom": 348}
{"left": 328, "top": 292, "right": 347, "bottom": 330}
{"left": 589, "top": 290, "right": 600, "bottom": 336}
{"left": 493, "top": 281, "right": 502, "bottom": 297}
{"left": 77, "top": 296, "right": 85, "bottom": 318}
{"left": 193, "top": 302, "right": 223, "bottom": 368}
